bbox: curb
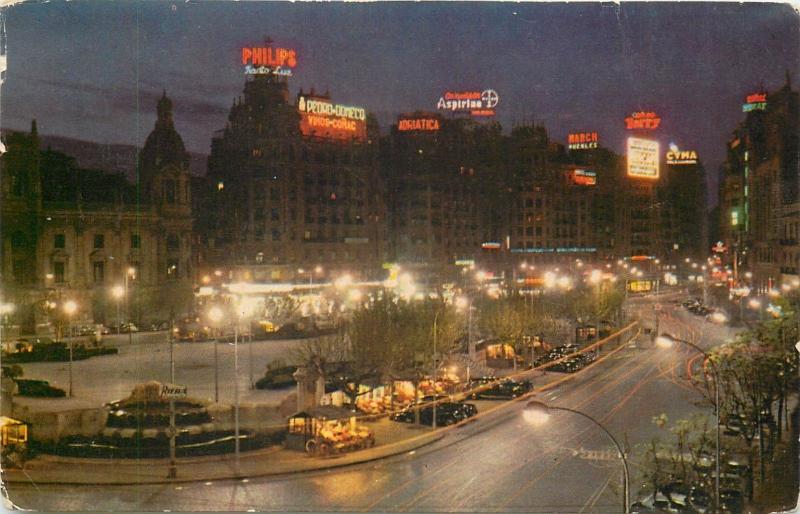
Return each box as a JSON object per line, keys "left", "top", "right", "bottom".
{"left": 3, "top": 431, "right": 445, "bottom": 486}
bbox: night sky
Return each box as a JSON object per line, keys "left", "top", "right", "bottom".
{"left": 2, "top": 2, "right": 798, "bottom": 203}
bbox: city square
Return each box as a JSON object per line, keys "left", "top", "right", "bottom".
{"left": 1, "top": 2, "right": 799, "bottom": 513}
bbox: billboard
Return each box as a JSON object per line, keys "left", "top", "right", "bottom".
{"left": 570, "top": 168, "right": 596, "bottom": 186}
{"left": 624, "top": 111, "right": 661, "bottom": 130}
{"left": 436, "top": 89, "right": 499, "bottom": 117}
{"left": 297, "top": 95, "right": 367, "bottom": 142}
{"left": 627, "top": 137, "right": 659, "bottom": 179}
{"left": 568, "top": 132, "right": 599, "bottom": 150}
{"left": 397, "top": 114, "right": 441, "bottom": 132}
{"left": 666, "top": 143, "right": 698, "bottom": 165}
{"left": 742, "top": 92, "right": 767, "bottom": 112}
{"left": 241, "top": 44, "right": 297, "bottom": 76}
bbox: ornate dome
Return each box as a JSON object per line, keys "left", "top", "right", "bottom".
{"left": 140, "top": 91, "right": 189, "bottom": 172}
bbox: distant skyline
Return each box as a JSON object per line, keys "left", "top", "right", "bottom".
{"left": 2, "top": 2, "right": 798, "bottom": 204}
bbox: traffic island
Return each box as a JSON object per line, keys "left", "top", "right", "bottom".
{"left": 2, "top": 417, "right": 442, "bottom": 485}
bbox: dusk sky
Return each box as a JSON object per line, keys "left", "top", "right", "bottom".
{"left": 2, "top": 1, "right": 798, "bottom": 202}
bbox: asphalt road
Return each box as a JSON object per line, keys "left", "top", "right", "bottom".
{"left": 6, "top": 297, "right": 738, "bottom": 512}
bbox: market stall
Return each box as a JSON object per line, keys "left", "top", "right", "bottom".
{"left": 286, "top": 406, "right": 374, "bottom": 456}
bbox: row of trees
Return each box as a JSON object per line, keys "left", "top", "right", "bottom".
{"left": 291, "top": 282, "right": 626, "bottom": 416}
{"left": 641, "top": 296, "right": 800, "bottom": 504}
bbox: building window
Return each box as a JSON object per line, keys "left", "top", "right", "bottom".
{"left": 94, "top": 234, "right": 104, "bottom": 249}
{"left": 92, "top": 261, "right": 105, "bottom": 284}
{"left": 131, "top": 234, "right": 140, "bottom": 249}
{"left": 167, "top": 234, "right": 179, "bottom": 251}
{"left": 53, "top": 261, "right": 65, "bottom": 284}
{"left": 11, "top": 231, "right": 26, "bottom": 249}
{"left": 272, "top": 229, "right": 281, "bottom": 241}
{"left": 54, "top": 234, "right": 65, "bottom": 249}
{"left": 271, "top": 208, "right": 280, "bottom": 221}
{"left": 164, "top": 180, "right": 176, "bottom": 203}
{"left": 167, "top": 259, "right": 179, "bottom": 279}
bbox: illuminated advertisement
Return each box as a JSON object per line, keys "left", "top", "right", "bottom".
{"left": 627, "top": 137, "right": 660, "bottom": 179}
{"left": 570, "top": 168, "right": 597, "bottom": 186}
{"left": 568, "top": 132, "right": 599, "bottom": 150}
{"left": 397, "top": 114, "right": 441, "bottom": 132}
{"left": 436, "top": 89, "right": 499, "bottom": 117}
{"left": 712, "top": 241, "right": 727, "bottom": 253}
{"left": 627, "top": 280, "right": 654, "bottom": 293}
{"left": 297, "top": 95, "right": 367, "bottom": 142}
{"left": 666, "top": 143, "right": 698, "bottom": 165}
{"left": 510, "top": 247, "right": 596, "bottom": 254}
{"left": 481, "top": 242, "right": 501, "bottom": 250}
{"left": 241, "top": 44, "right": 297, "bottom": 76}
{"left": 742, "top": 92, "right": 767, "bottom": 112}
{"left": 624, "top": 111, "right": 661, "bottom": 130}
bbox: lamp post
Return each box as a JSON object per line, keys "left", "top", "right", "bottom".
{"left": 125, "top": 267, "right": 135, "bottom": 345}
{"left": 208, "top": 306, "right": 223, "bottom": 403}
{"left": 432, "top": 309, "right": 440, "bottom": 430}
{"left": 656, "top": 335, "right": 720, "bottom": 513}
{"left": 523, "top": 400, "right": 630, "bottom": 514}
{"left": 63, "top": 300, "right": 78, "bottom": 398}
{"left": 111, "top": 285, "right": 124, "bottom": 334}
{"left": 590, "top": 270, "right": 602, "bottom": 346}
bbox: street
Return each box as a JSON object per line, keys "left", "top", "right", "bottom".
{"left": 6, "top": 301, "right": 736, "bottom": 512}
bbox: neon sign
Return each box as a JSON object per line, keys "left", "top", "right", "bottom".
{"left": 570, "top": 169, "right": 596, "bottom": 186}
{"left": 742, "top": 92, "right": 767, "bottom": 112}
{"left": 624, "top": 111, "right": 661, "bottom": 130}
{"left": 627, "top": 137, "right": 659, "bottom": 179}
{"left": 666, "top": 143, "right": 698, "bottom": 165}
{"left": 436, "top": 89, "right": 499, "bottom": 117}
{"left": 297, "top": 95, "right": 367, "bottom": 142}
{"left": 481, "top": 242, "right": 501, "bottom": 250}
{"left": 397, "top": 115, "right": 441, "bottom": 132}
{"left": 241, "top": 45, "right": 297, "bottom": 76}
{"left": 568, "top": 132, "right": 599, "bottom": 150}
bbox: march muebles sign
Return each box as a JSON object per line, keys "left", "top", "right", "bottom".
{"left": 436, "top": 89, "right": 499, "bottom": 117}
{"left": 627, "top": 137, "right": 660, "bottom": 179}
{"left": 297, "top": 95, "right": 367, "bottom": 142}
{"left": 568, "top": 132, "right": 599, "bottom": 150}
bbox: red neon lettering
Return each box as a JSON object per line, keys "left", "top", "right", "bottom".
{"left": 242, "top": 48, "right": 252, "bottom": 65}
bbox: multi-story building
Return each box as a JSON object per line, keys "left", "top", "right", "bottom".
{"left": 658, "top": 160, "right": 708, "bottom": 263}
{"left": 719, "top": 76, "right": 799, "bottom": 289}
{"left": 506, "top": 125, "right": 596, "bottom": 266}
{"left": 197, "top": 74, "right": 386, "bottom": 282}
{"left": 0, "top": 94, "right": 193, "bottom": 333}
{"left": 381, "top": 115, "right": 504, "bottom": 280}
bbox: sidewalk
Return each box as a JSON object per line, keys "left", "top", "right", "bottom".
{"left": 2, "top": 417, "right": 442, "bottom": 485}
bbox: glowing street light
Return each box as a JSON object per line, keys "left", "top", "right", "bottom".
{"left": 523, "top": 401, "right": 629, "bottom": 513}
{"left": 63, "top": 300, "right": 78, "bottom": 398}
{"left": 207, "top": 306, "right": 224, "bottom": 403}
{"left": 589, "top": 269, "right": 602, "bottom": 285}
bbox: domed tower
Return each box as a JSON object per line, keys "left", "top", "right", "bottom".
{"left": 138, "top": 91, "right": 193, "bottom": 312}
{"left": 140, "top": 91, "right": 191, "bottom": 211}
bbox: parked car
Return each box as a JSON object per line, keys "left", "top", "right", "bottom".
{"left": 390, "top": 401, "right": 477, "bottom": 426}
{"left": 467, "top": 378, "right": 532, "bottom": 400}
{"left": 113, "top": 323, "right": 138, "bottom": 333}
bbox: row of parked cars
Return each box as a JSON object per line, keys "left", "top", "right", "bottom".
{"left": 389, "top": 376, "right": 535, "bottom": 426}
{"left": 71, "top": 320, "right": 172, "bottom": 337}
{"left": 534, "top": 344, "right": 597, "bottom": 373}
{"left": 390, "top": 397, "right": 478, "bottom": 426}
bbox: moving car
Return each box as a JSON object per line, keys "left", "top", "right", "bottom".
{"left": 467, "top": 378, "right": 532, "bottom": 400}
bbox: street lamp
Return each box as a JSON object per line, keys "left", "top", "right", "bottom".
{"left": 655, "top": 335, "right": 721, "bottom": 513}
{"left": 589, "top": 270, "right": 602, "bottom": 345}
{"left": 124, "top": 267, "right": 136, "bottom": 346}
{"left": 111, "top": 285, "right": 124, "bottom": 333}
{"left": 208, "top": 306, "right": 223, "bottom": 403}
{"left": 523, "top": 400, "right": 630, "bottom": 513}
{"left": 0, "top": 302, "right": 15, "bottom": 349}
{"left": 63, "top": 300, "right": 78, "bottom": 398}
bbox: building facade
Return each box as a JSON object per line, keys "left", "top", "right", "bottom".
{"left": 197, "top": 75, "right": 386, "bottom": 283}
{"left": 719, "top": 76, "right": 799, "bottom": 289}
{"left": 0, "top": 94, "right": 193, "bottom": 334}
